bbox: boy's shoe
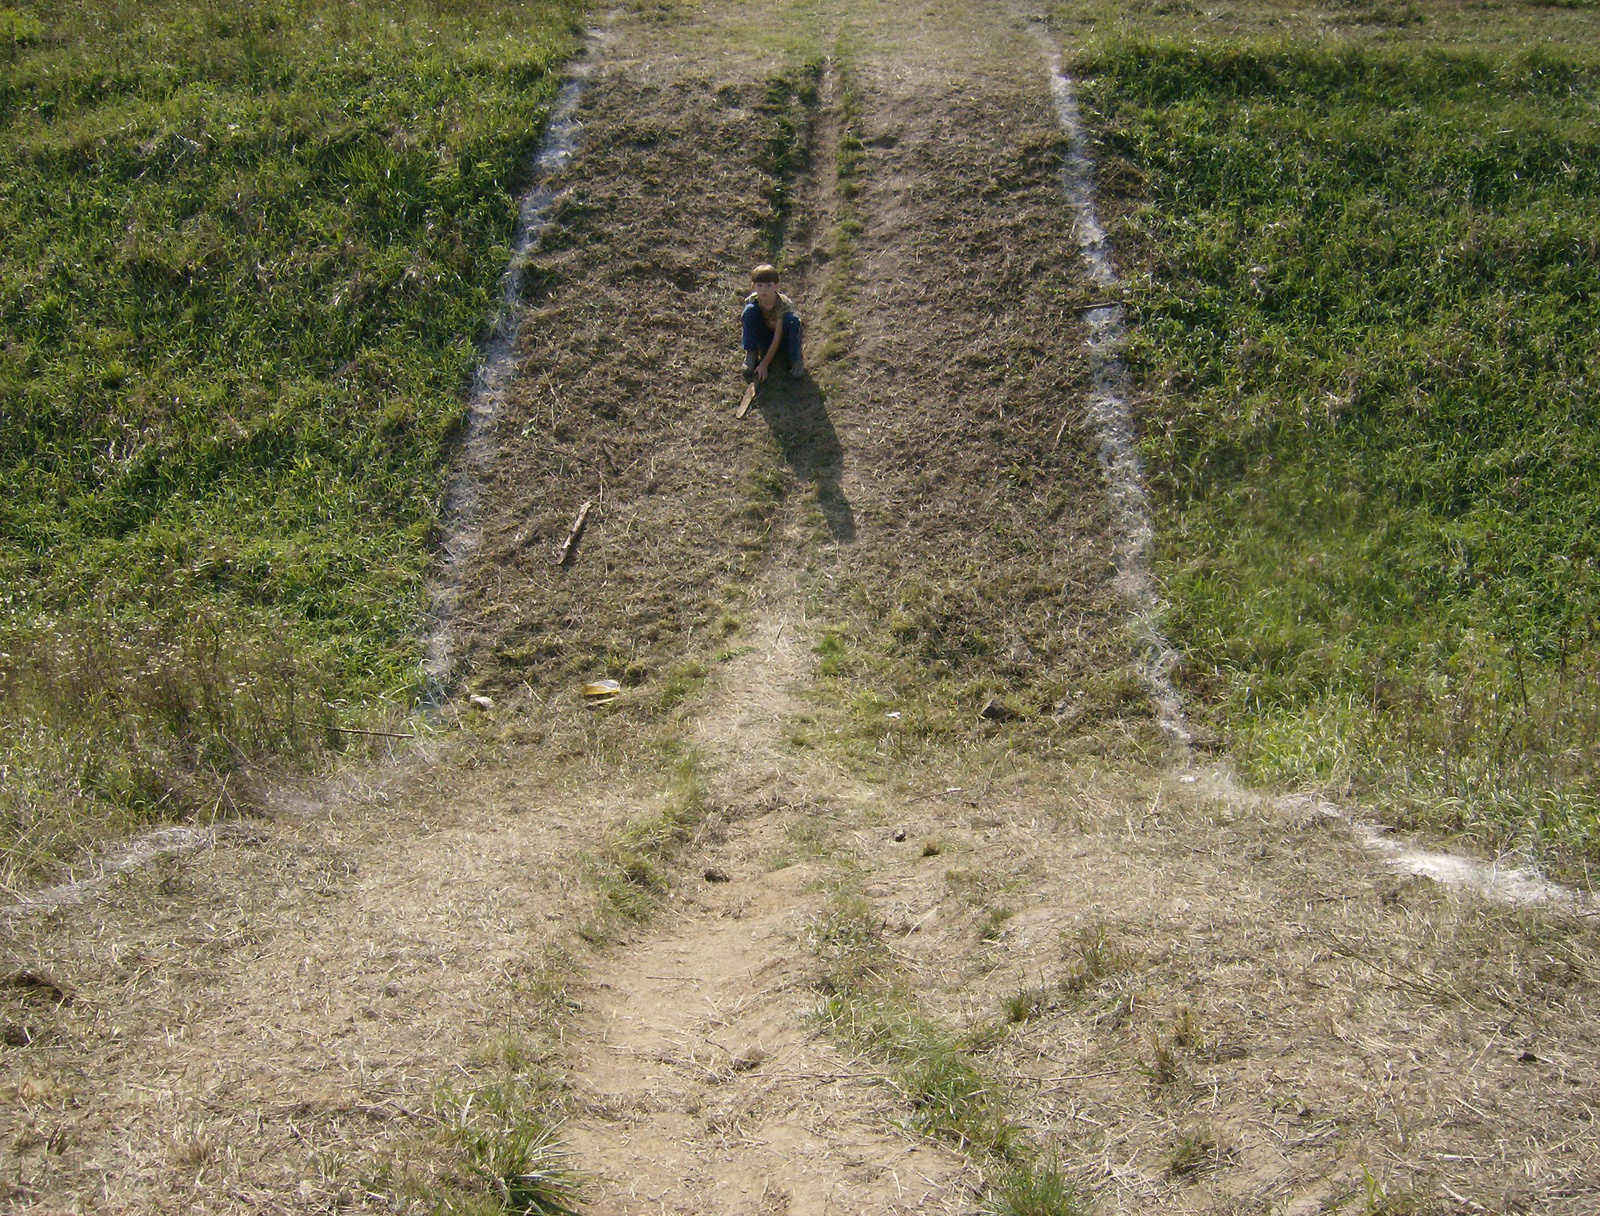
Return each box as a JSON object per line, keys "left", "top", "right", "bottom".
{"left": 788, "top": 361, "right": 806, "bottom": 379}
{"left": 742, "top": 352, "right": 758, "bottom": 378}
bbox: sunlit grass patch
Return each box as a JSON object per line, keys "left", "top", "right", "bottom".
{"left": 436, "top": 1075, "right": 580, "bottom": 1216}
{"left": 980, "top": 1160, "right": 1090, "bottom": 1216}
{"left": 807, "top": 889, "right": 1044, "bottom": 1170}
{"left": 816, "top": 990, "right": 1026, "bottom": 1159}
{"left": 580, "top": 747, "right": 706, "bottom": 941}
{"left": 0, "top": 0, "right": 584, "bottom": 881}
{"left": 1079, "top": 30, "right": 1600, "bottom": 866}
{"left": 656, "top": 660, "right": 709, "bottom": 711}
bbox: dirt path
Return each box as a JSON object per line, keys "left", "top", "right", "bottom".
{"left": 3, "top": 2, "right": 1599, "bottom": 1214}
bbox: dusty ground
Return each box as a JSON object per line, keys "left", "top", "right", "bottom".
{"left": 3, "top": 0, "right": 1598, "bottom": 1213}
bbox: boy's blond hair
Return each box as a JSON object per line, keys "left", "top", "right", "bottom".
{"left": 750, "top": 264, "right": 779, "bottom": 285}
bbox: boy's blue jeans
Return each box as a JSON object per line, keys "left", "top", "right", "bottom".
{"left": 742, "top": 302, "right": 803, "bottom": 366}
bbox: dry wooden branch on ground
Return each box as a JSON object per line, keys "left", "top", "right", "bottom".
{"left": 554, "top": 499, "right": 592, "bottom": 566}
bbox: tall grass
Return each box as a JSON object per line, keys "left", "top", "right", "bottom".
{"left": 441, "top": 1076, "right": 579, "bottom": 1216}
{"left": 0, "top": 0, "right": 584, "bottom": 885}
{"left": 1079, "top": 33, "right": 1600, "bottom": 868}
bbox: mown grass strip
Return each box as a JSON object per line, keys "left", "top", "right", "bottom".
{"left": 0, "top": 0, "right": 584, "bottom": 884}
{"left": 1079, "top": 33, "right": 1600, "bottom": 868}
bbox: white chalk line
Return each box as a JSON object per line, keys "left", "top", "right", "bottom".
{"left": 2, "top": 827, "right": 215, "bottom": 918}
{"left": 422, "top": 29, "right": 610, "bottom": 701}
{"left": 1034, "top": 31, "right": 1189, "bottom": 749}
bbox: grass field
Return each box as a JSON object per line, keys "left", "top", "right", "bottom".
{"left": 1055, "top": 0, "right": 1600, "bottom": 870}
{"left": 0, "top": 0, "right": 583, "bottom": 885}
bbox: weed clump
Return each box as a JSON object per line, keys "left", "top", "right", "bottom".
{"left": 1060, "top": 923, "right": 1123, "bottom": 994}
{"left": 1165, "top": 1126, "right": 1226, "bottom": 1179}
{"left": 808, "top": 888, "right": 1104, "bottom": 1212}
{"left": 1002, "top": 985, "right": 1057, "bottom": 1024}
{"left": 438, "top": 1076, "right": 580, "bottom": 1216}
{"left": 981, "top": 1161, "right": 1090, "bottom": 1216}
{"left": 978, "top": 905, "right": 1016, "bottom": 941}
{"left": 807, "top": 891, "right": 891, "bottom": 991}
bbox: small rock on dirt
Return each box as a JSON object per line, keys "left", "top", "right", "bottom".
{"left": 469, "top": 694, "right": 494, "bottom": 710}
{"left": 703, "top": 867, "right": 732, "bottom": 883}
{"left": 979, "top": 697, "right": 1016, "bottom": 721}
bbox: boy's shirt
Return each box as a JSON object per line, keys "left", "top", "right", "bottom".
{"left": 746, "top": 291, "right": 795, "bottom": 328}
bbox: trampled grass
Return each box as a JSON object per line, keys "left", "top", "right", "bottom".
{"left": 1060, "top": 0, "right": 1600, "bottom": 869}
{"left": 0, "top": 0, "right": 584, "bottom": 884}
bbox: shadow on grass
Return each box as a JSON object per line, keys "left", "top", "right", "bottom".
{"left": 755, "top": 373, "right": 855, "bottom": 542}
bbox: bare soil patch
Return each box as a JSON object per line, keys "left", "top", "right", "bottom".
{"left": 824, "top": 767, "right": 1600, "bottom": 1213}
{"left": 561, "top": 835, "right": 977, "bottom": 1216}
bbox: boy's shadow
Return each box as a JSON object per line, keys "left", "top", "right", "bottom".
{"left": 754, "top": 374, "right": 855, "bottom": 542}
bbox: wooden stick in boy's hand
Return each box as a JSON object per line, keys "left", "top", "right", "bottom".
{"left": 736, "top": 380, "right": 757, "bottom": 419}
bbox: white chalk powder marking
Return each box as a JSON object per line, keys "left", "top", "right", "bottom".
{"left": 3, "top": 827, "right": 214, "bottom": 917}
{"left": 1034, "top": 31, "right": 1190, "bottom": 748}
{"left": 423, "top": 32, "right": 609, "bottom": 700}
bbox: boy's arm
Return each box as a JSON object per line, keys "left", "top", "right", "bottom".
{"left": 757, "top": 314, "right": 784, "bottom": 382}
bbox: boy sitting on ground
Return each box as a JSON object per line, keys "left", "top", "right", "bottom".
{"left": 742, "top": 264, "right": 805, "bottom": 382}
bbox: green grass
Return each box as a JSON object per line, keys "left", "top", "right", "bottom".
{"left": 799, "top": 575, "right": 1154, "bottom": 774}
{"left": 436, "top": 1075, "right": 580, "bottom": 1216}
{"left": 816, "top": 990, "right": 1026, "bottom": 1158}
{"left": 0, "top": 0, "right": 584, "bottom": 883}
{"left": 820, "top": 41, "right": 864, "bottom": 362}
{"left": 757, "top": 56, "right": 822, "bottom": 259}
{"left": 980, "top": 1162, "right": 1090, "bottom": 1216}
{"left": 1066, "top": 1, "right": 1600, "bottom": 869}
{"left": 807, "top": 889, "right": 1022, "bottom": 1155}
